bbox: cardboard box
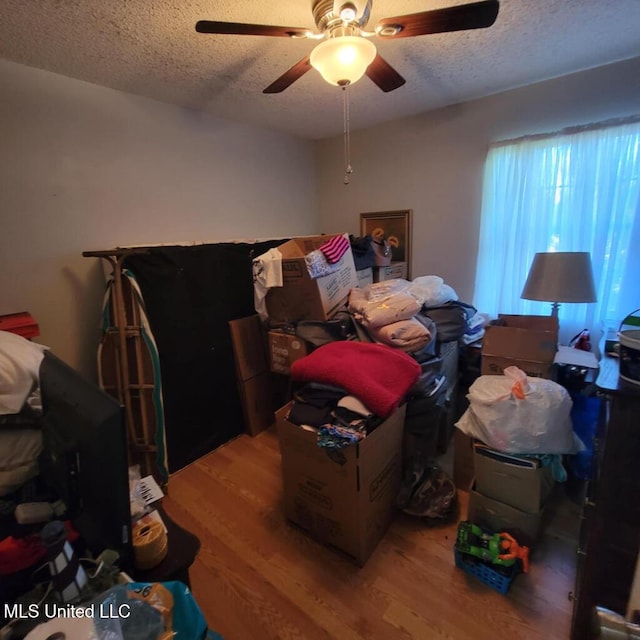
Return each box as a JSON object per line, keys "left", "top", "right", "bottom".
{"left": 276, "top": 402, "right": 406, "bottom": 566}
{"left": 373, "top": 262, "right": 407, "bottom": 282}
{"left": 268, "top": 330, "right": 309, "bottom": 375}
{"left": 229, "top": 315, "right": 273, "bottom": 436}
{"left": 229, "top": 315, "right": 268, "bottom": 381}
{"left": 356, "top": 267, "right": 373, "bottom": 288}
{"left": 453, "top": 429, "right": 475, "bottom": 490}
{"left": 237, "top": 372, "right": 275, "bottom": 437}
{"left": 481, "top": 314, "right": 558, "bottom": 378}
{"left": 467, "top": 480, "right": 545, "bottom": 549}
{"left": 473, "top": 445, "right": 555, "bottom": 514}
{"left": 266, "top": 234, "right": 358, "bottom": 324}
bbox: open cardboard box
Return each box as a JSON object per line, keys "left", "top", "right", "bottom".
{"left": 481, "top": 314, "right": 559, "bottom": 379}
{"left": 265, "top": 234, "right": 358, "bottom": 324}
{"left": 473, "top": 444, "right": 555, "bottom": 514}
{"left": 276, "top": 402, "right": 405, "bottom": 566}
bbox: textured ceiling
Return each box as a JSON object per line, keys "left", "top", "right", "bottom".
{"left": 1, "top": 0, "right": 639, "bottom": 139}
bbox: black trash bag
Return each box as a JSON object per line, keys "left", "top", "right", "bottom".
{"left": 294, "top": 310, "right": 356, "bottom": 347}
{"left": 422, "top": 300, "right": 477, "bottom": 343}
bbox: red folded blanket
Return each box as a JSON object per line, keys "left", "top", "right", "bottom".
{"left": 290, "top": 341, "right": 420, "bottom": 418}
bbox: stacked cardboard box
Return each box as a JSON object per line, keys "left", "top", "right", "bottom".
{"left": 356, "top": 267, "right": 373, "bottom": 288}
{"left": 229, "top": 315, "right": 274, "bottom": 437}
{"left": 481, "top": 314, "right": 559, "bottom": 378}
{"left": 268, "top": 330, "right": 310, "bottom": 376}
{"left": 265, "top": 234, "right": 358, "bottom": 325}
{"left": 454, "top": 314, "right": 560, "bottom": 490}
{"left": 373, "top": 262, "right": 407, "bottom": 283}
{"left": 467, "top": 444, "right": 555, "bottom": 548}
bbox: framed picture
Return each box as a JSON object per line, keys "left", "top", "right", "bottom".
{"left": 360, "top": 209, "right": 413, "bottom": 278}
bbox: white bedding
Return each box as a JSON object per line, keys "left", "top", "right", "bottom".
{"left": 0, "top": 330, "right": 48, "bottom": 415}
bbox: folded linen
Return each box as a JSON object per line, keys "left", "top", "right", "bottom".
{"left": 348, "top": 288, "right": 420, "bottom": 328}
{"left": 368, "top": 317, "right": 432, "bottom": 352}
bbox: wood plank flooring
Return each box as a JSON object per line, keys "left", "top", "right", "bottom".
{"left": 162, "top": 427, "right": 581, "bottom": 640}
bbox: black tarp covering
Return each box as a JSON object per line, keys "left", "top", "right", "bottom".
{"left": 123, "top": 241, "right": 282, "bottom": 472}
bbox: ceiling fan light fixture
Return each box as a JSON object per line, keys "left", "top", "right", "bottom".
{"left": 339, "top": 3, "right": 358, "bottom": 22}
{"left": 310, "top": 35, "right": 376, "bottom": 86}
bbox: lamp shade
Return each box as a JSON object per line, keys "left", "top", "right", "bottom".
{"left": 521, "top": 252, "right": 597, "bottom": 305}
{"left": 310, "top": 36, "right": 376, "bottom": 86}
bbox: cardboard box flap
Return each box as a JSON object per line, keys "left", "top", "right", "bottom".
{"left": 278, "top": 235, "right": 341, "bottom": 259}
{"left": 474, "top": 444, "right": 539, "bottom": 469}
{"left": 497, "top": 314, "right": 559, "bottom": 332}
{"left": 482, "top": 325, "right": 557, "bottom": 363}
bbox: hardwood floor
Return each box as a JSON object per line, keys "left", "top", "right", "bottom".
{"left": 162, "top": 427, "right": 580, "bottom": 640}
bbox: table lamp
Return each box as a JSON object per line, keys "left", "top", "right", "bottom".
{"left": 521, "top": 251, "right": 597, "bottom": 317}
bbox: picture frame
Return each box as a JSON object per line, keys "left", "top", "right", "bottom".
{"left": 360, "top": 209, "right": 413, "bottom": 279}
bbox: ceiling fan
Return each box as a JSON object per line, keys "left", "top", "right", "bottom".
{"left": 195, "top": 0, "right": 500, "bottom": 94}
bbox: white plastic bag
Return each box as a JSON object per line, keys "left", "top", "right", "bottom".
{"left": 455, "top": 366, "right": 576, "bottom": 454}
{"left": 361, "top": 278, "right": 412, "bottom": 301}
{"left": 407, "top": 275, "right": 458, "bottom": 307}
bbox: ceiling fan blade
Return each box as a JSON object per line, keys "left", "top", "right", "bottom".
{"left": 195, "top": 20, "right": 312, "bottom": 38}
{"left": 376, "top": 0, "right": 499, "bottom": 39}
{"left": 366, "top": 55, "right": 406, "bottom": 92}
{"left": 263, "top": 56, "right": 312, "bottom": 94}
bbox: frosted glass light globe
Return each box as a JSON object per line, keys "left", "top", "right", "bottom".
{"left": 310, "top": 36, "right": 377, "bottom": 86}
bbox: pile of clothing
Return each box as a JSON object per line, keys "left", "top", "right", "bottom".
{"left": 284, "top": 276, "right": 476, "bottom": 455}
{"left": 287, "top": 341, "right": 420, "bottom": 448}
{"left": 277, "top": 273, "right": 484, "bottom": 520}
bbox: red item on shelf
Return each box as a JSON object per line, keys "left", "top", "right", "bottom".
{"left": 0, "top": 312, "right": 40, "bottom": 339}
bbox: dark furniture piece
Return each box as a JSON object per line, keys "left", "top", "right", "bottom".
{"left": 84, "top": 241, "right": 283, "bottom": 475}
{"left": 571, "top": 356, "right": 640, "bottom": 639}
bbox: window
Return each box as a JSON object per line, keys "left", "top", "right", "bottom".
{"left": 473, "top": 119, "right": 640, "bottom": 343}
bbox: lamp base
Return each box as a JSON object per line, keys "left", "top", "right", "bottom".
{"left": 550, "top": 302, "right": 560, "bottom": 318}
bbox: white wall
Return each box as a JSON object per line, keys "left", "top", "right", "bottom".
{"left": 316, "top": 56, "right": 640, "bottom": 305}
{"left": 4, "top": 56, "right": 640, "bottom": 376}
{"left": 0, "top": 59, "right": 317, "bottom": 377}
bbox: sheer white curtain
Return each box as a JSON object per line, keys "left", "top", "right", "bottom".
{"left": 473, "top": 120, "right": 640, "bottom": 344}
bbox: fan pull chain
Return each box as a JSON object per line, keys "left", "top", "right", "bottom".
{"left": 342, "top": 84, "right": 353, "bottom": 185}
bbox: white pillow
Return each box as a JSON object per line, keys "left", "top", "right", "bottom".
{"left": 0, "top": 330, "right": 48, "bottom": 415}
